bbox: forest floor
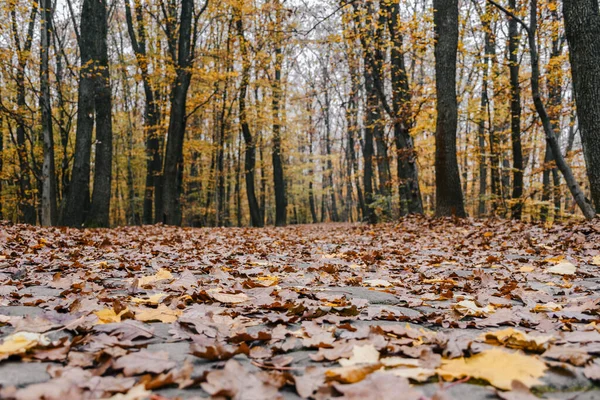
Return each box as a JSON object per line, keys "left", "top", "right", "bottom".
{"left": 0, "top": 218, "right": 600, "bottom": 399}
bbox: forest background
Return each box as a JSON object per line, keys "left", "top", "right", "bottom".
{"left": 1, "top": 0, "right": 599, "bottom": 227}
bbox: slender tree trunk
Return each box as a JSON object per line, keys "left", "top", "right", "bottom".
{"left": 40, "top": 0, "right": 57, "bottom": 226}
{"left": 235, "top": 9, "right": 263, "bottom": 227}
{"left": 272, "top": 29, "right": 286, "bottom": 226}
{"left": 433, "top": 0, "right": 466, "bottom": 217}
{"left": 10, "top": 3, "right": 38, "bottom": 224}
{"left": 563, "top": 0, "right": 600, "bottom": 213}
{"left": 508, "top": 0, "right": 523, "bottom": 219}
{"left": 477, "top": 5, "right": 493, "bottom": 217}
{"left": 125, "top": 0, "right": 163, "bottom": 225}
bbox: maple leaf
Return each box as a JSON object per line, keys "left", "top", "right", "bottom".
{"left": 437, "top": 348, "right": 548, "bottom": 390}
{"left": 338, "top": 344, "right": 380, "bottom": 367}
{"left": 94, "top": 308, "right": 131, "bottom": 325}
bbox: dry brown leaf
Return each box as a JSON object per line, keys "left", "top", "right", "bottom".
{"left": 137, "top": 268, "right": 173, "bottom": 286}
{"left": 325, "top": 364, "right": 382, "bottom": 384}
{"left": 483, "top": 328, "right": 554, "bottom": 352}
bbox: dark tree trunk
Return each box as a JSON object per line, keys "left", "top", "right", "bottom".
{"left": 63, "top": 0, "right": 96, "bottom": 227}
{"left": 508, "top": 0, "right": 524, "bottom": 219}
{"left": 125, "top": 0, "right": 163, "bottom": 225}
{"left": 433, "top": 0, "right": 466, "bottom": 217}
{"left": 161, "top": 0, "right": 194, "bottom": 225}
{"left": 322, "top": 76, "right": 339, "bottom": 222}
{"left": 40, "top": 0, "right": 57, "bottom": 226}
{"left": 10, "top": 2, "right": 38, "bottom": 224}
{"left": 477, "top": 4, "right": 493, "bottom": 217}
{"left": 385, "top": 0, "right": 423, "bottom": 215}
{"left": 563, "top": 0, "right": 600, "bottom": 213}
{"left": 87, "top": 0, "right": 113, "bottom": 227}
{"left": 236, "top": 12, "right": 262, "bottom": 227}
{"left": 272, "top": 39, "right": 287, "bottom": 226}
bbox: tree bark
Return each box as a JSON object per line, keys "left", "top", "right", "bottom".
{"left": 508, "top": 0, "right": 523, "bottom": 219}
{"left": 433, "top": 0, "right": 466, "bottom": 217}
{"left": 563, "top": 0, "right": 600, "bottom": 212}
{"left": 40, "top": 0, "right": 57, "bottom": 226}
{"left": 161, "top": 0, "right": 195, "bottom": 225}
{"left": 235, "top": 5, "right": 263, "bottom": 227}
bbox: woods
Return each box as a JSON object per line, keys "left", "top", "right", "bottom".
{"left": 0, "top": 0, "right": 599, "bottom": 226}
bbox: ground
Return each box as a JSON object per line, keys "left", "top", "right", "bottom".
{"left": 0, "top": 217, "right": 599, "bottom": 399}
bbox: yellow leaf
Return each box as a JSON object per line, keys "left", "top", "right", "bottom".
{"left": 0, "top": 332, "right": 50, "bottom": 360}
{"left": 325, "top": 364, "right": 381, "bottom": 384}
{"left": 255, "top": 276, "right": 279, "bottom": 287}
{"left": 436, "top": 348, "right": 547, "bottom": 390}
{"left": 103, "top": 384, "right": 152, "bottom": 400}
{"left": 339, "top": 344, "right": 380, "bottom": 367}
{"left": 532, "top": 302, "right": 563, "bottom": 313}
{"left": 482, "top": 328, "right": 554, "bottom": 352}
{"left": 591, "top": 255, "right": 600, "bottom": 266}
{"left": 130, "top": 293, "right": 167, "bottom": 305}
{"left": 547, "top": 262, "right": 577, "bottom": 275}
{"left": 135, "top": 304, "right": 181, "bottom": 323}
{"left": 380, "top": 357, "right": 421, "bottom": 368}
{"left": 138, "top": 268, "right": 173, "bottom": 286}
{"left": 519, "top": 265, "right": 535, "bottom": 273}
{"left": 94, "top": 308, "right": 130, "bottom": 324}
{"left": 453, "top": 300, "right": 494, "bottom": 317}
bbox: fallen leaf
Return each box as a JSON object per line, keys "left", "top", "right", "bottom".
{"left": 130, "top": 293, "right": 167, "bottom": 305}
{"left": 496, "top": 380, "right": 541, "bottom": 400}
{"left": 94, "top": 308, "right": 131, "bottom": 325}
{"left": 134, "top": 304, "right": 181, "bottom": 323}
{"left": 0, "top": 332, "right": 50, "bottom": 360}
{"left": 453, "top": 300, "right": 494, "bottom": 317}
{"left": 208, "top": 289, "right": 250, "bottom": 304}
{"left": 436, "top": 348, "right": 547, "bottom": 390}
{"left": 483, "top": 328, "right": 554, "bottom": 352}
{"left": 201, "top": 359, "right": 283, "bottom": 399}
{"left": 112, "top": 350, "right": 176, "bottom": 376}
{"left": 363, "top": 279, "right": 393, "bottom": 288}
{"left": 325, "top": 364, "right": 382, "bottom": 384}
{"left": 546, "top": 262, "right": 577, "bottom": 275}
{"left": 332, "top": 372, "right": 423, "bottom": 399}
{"left": 339, "top": 344, "right": 380, "bottom": 367}
{"left": 101, "top": 384, "right": 152, "bottom": 400}
{"left": 138, "top": 268, "right": 173, "bottom": 286}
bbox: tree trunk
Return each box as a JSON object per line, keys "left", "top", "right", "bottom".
{"left": 87, "top": 0, "right": 113, "bottom": 227}
{"left": 63, "top": 0, "right": 96, "bottom": 227}
{"left": 563, "top": 0, "right": 600, "bottom": 213}
{"left": 272, "top": 24, "right": 287, "bottom": 227}
{"left": 235, "top": 10, "right": 263, "bottom": 227}
{"left": 161, "top": 0, "right": 194, "bottom": 225}
{"left": 433, "top": 0, "right": 466, "bottom": 217}
{"left": 40, "top": 0, "right": 57, "bottom": 226}
{"left": 385, "top": 0, "right": 423, "bottom": 215}
{"left": 477, "top": 5, "right": 493, "bottom": 217}
{"left": 508, "top": 0, "right": 523, "bottom": 219}
{"left": 124, "top": 0, "right": 163, "bottom": 225}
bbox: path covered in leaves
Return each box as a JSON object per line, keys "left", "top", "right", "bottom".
{"left": 0, "top": 218, "right": 600, "bottom": 399}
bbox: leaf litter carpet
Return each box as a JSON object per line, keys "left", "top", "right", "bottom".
{"left": 0, "top": 218, "right": 600, "bottom": 399}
